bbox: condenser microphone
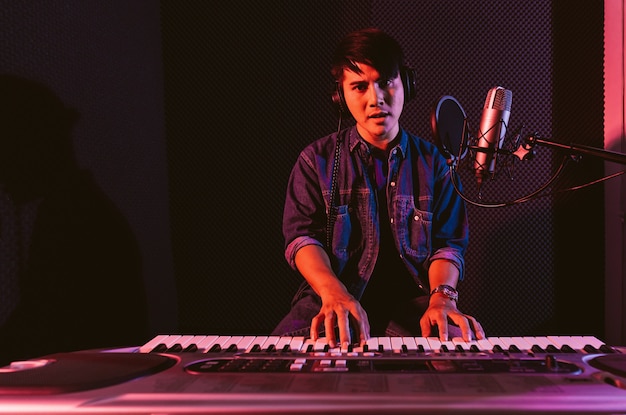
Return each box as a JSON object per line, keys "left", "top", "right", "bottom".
{"left": 474, "top": 86, "right": 512, "bottom": 188}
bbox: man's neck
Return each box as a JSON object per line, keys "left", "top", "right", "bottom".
{"left": 358, "top": 128, "right": 401, "bottom": 152}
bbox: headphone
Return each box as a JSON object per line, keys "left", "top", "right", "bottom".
{"left": 331, "top": 66, "right": 418, "bottom": 114}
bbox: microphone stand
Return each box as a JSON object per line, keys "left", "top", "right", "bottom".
{"left": 518, "top": 133, "right": 626, "bottom": 165}
{"left": 450, "top": 131, "right": 626, "bottom": 208}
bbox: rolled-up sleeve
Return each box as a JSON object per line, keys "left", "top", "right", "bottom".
{"left": 282, "top": 143, "right": 331, "bottom": 270}
{"left": 428, "top": 163, "right": 469, "bottom": 280}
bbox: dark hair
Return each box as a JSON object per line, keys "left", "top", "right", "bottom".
{"left": 331, "top": 28, "right": 405, "bottom": 82}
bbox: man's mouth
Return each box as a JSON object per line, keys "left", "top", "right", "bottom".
{"left": 369, "top": 112, "right": 389, "bottom": 119}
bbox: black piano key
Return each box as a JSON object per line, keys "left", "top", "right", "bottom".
{"left": 455, "top": 345, "right": 465, "bottom": 353}
{"left": 545, "top": 344, "right": 560, "bottom": 353}
{"left": 440, "top": 344, "right": 450, "bottom": 353}
{"left": 378, "top": 344, "right": 385, "bottom": 353}
{"left": 347, "top": 344, "right": 354, "bottom": 352}
{"left": 417, "top": 344, "right": 425, "bottom": 353}
{"left": 363, "top": 344, "right": 369, "bottom": 353}
{"left": 226, "top": 344, "right": 238, "bottom": 353}
{"left": 401, "top": 344, "right": 409, "bottom": 354}
{"left": 599, "top": 344, "right": 615, "bottom": 354}
{"left": 167, "top": 343, "right": 183, "bottom": 353}
{"left": 183, "top": 344, "right": 198, "bottom": 352}
{"left": 560, "top": 344, "right": 576, "bottom": 353}
{"left": 281, "top": 344, "right": 291, "bottom": 353}
{"left": 208, "top": 344, "right": 222, "bottom": 353}
{"left": 265, "top": 344, "right": 277, "bottom": 352}
{"left": 151, "top": 343, "right": 168, "bottom": 353}
{"left": 469, "top": 345, "right": 480, "bottom": 353}
{"left": 583, "top": 344, "right": 599, "bottom": 353}
{"left": 531, "top": 344, "right": 546, "bottom": 354}
{"left": 492, "top": 345, "right": 504, "bottom": 353}
{"left": 508, "top": 345, "right": 522, "bottom": 353}
{"left": 306, "top": 344, "right": 314, "bottom": 353}
{"left": 250, "top": 344, "right": 262, "bottom": 353}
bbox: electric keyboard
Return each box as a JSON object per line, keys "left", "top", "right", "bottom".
{"left": 1, "top": 334, "right": 626, "bottom": 414}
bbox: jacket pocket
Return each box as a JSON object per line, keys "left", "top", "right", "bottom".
{"left": 397, "top": 198, "right": 432, "bottom": 261}
{"left": 331, "top": 204, "right": 352, "bottom": 263}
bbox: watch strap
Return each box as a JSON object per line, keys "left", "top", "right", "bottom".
{"left": 430, "top": 284, "right": 459, "bottom": 302}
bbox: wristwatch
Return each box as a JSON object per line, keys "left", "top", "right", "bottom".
{"left": 430, "top": 284, "right": 459, "bottom": 302}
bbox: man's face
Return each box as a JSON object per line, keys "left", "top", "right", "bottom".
{"left": 341, "top": 62, "right": 404, "bottom": 148}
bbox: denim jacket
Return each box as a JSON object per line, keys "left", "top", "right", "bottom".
{"left": 283, "top": 126, "right": 469, "bottom": 301}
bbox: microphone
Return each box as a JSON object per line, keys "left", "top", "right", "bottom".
{"left": 474, "top": 86, "right": 512, "bottom": 189}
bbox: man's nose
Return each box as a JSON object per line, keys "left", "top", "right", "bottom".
{"left": 368, "top": 83, "right": 384, "bottom": 106}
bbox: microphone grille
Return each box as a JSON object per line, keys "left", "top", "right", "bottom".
{"left": 484, "top": 86, "right": 512, "bottom": 111}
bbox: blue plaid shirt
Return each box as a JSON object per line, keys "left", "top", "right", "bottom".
{"left": 283, "top": 126, "right": 469, "bottom": 301}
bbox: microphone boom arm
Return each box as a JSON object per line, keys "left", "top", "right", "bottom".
{"left": 519, "top": 133, "right": 626, "bottom": 165}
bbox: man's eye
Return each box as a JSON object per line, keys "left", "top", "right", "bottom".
{"left": 355, "top": 84, "right": 368, "bottom": 91}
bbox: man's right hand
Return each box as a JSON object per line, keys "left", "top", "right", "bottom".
{"left": 293, "top": 244, "right": 370, "bottom": 348}
{"left": 310, "top": 289, "right": 370, "bottom": 348}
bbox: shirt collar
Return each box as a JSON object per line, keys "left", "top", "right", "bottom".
{"left": 347, "top": 126, "right": 408, "bottom": 159}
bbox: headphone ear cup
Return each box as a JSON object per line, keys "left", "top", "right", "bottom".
{"left": 331, "top": 82, "right": 347, "bottom": 114}
{"left": 401, "top": 66, "right": 417, "bottom": 103}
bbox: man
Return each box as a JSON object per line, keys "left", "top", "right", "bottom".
{"left": 273, "top": 28, "right": 484, "bottom": 348}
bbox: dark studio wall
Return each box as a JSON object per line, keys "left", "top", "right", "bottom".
{"left": 0, "top": 0, "right": 606, "bottom": 359}
{"left": 0, "top": 0, "right": 176, "bottom": 359}
{"left": 161, "top": 0, "right": 605, "bottom": 337}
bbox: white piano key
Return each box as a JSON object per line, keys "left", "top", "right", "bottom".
{"left": 566, "top": 335, "right": 606, "bottom": 350}
{"left": 246, "top": 335, "right": 268, "bottom": 352}
{"left": 451, "top": 337, "right": 477, "bottom": 351}
{"left": 222, "top": 336, "right": 243, "bottom": 350}
{"left": 522, "top": 336, "right": 554, "bottom": 351}
{"left": 178, "top": 335, "right": 200, "bottom": 348}
{"left": 139, "top": 334, "right": 171, "bottom": 353}
{"left": 364, "top": 337, "right": 379, "bottom": 352}
{"left": 485, "top": 336, "right": 507, "bottom": 351}
{"left": 512, "top": 336, "right": 535, "bottom": 352}
{"left": 147, "top": 334, "right": 183, "bottom": 352}
{"left": 161, "top": 335, "right": 183, "bottom": 349}
{"left": 260, "top": 336, "right": 281, "bottom": 350}
{"left": 426, "top": 337, "right": 442, "bottom": 351}
{"left": 377, "top": 336, "right": 392, "bottom": 351}
{"left": 413, "top": 337, "right": 431, "bottom": 352}
{"left": 440, "top": 339, "right": 456, "bottom": 352}
{"left": 211, "top": 335, "right": 233, "bottom": 351}
{"left": 499, "top": 336, "right": 533, "bottom": 352}
{"left": 195, "top": 335, "right": 220, "bottom": 352}
{"left": 273, "top": 336, "right": 293, "bottom": 351}
{"left": 166, "top": 335, "right": 196, "bottom": 350}
{"left": 181, "top": 335, "right": 210, "bottom": 351}
{"left": 401, "top": 337, "right": 418, "bottom": 351}
{"left": 301, "top": 337, "right": 316, "bottom": 352}
{"left": 390, "top": 337, "right": 405, "bottom": 353}
{"left": 232, "top": 335, "right": 257, "bottom": 351}
{"left": 475, "top": 338, "right": 497, "bottom": 352}
{"left": 350, "top": 338, "right": 367, "bottom": 354}
{"left": 314, "top": 338, "right": 329, "bottom": 352}
{"left": 547, "top": 335, "right": 583, "bottom": 351}
{"left": 287, "top": 336, "right": 305, "bottom": 352}
{"left": 544, "top": 335, "right": 604, "bottom": 352}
